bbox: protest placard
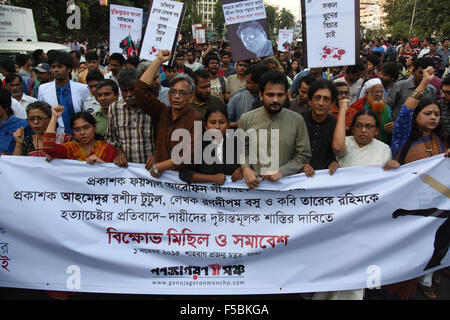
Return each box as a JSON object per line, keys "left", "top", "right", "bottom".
{"left": 140, "top": 0, "right": 186, "bottom": 64}
{"left": 222, "top": 0, "right": 273, "bottom": 61}
{"left": 109, "top": 4, "right": 143, "bottom": 58}
{"left": 277, "top": 29, "right": 294, "bottom": 53}
{"left": 0, "top": 4, "right": 38, "bottom": 41}
{"left": 301, "top": 0, "right": 360, "bottom": 68}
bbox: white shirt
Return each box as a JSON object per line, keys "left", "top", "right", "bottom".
{"left": 82, "top": 96, "right": 101, "bottom": 114}
{"left": 337, "top": 136, "right": 392, "bottom": 168}
{"left": 185, "top": 61, "right": 203, "bottom": 72}
{"left": 11, "top": 98, "right": 27, "bottom": 119}
{"left": 17, "top": 94, "right": 37, "bottom": 112}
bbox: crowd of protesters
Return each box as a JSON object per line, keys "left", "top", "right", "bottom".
{"left": 0, "top": 34, "right": 449, "bottom": 300}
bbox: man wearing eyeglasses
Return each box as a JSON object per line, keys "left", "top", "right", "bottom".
{"left": 300, "top": 79, "right": 339, "bottom": 178}
{"left": 136, "top": 50, "right": 203, "bottom": 178}
{"left": 330, "top": 81, "right": 359, "bottom": 134}
{"left": 350, "top": 78, "right": 393, "bottom": 145}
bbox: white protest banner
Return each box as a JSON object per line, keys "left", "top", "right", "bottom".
{"left": 140, "top": 0, "right": 186, "bottom": 64}
{"left": 222, "top": 0, "right": 273, "bottom": 61}
{"left": 277, "top": 29, "right": 294, "bottom": 52}
{"left": 301, "top": 0, "right": 360, "bottom": 68}
{"left": 0, "top": 155, "right": 449, "bottom": 295}
{"left": 192, "top": 23, "right": 202, "bottom": 42}
{"left": 0, "top": 5, "right": 38, "bottom": 42}
{"left": 196, "top": 27, "right": 206, "bottom": 44}
{"left": 109, "top": 4, "right": 143, "bottom": 58}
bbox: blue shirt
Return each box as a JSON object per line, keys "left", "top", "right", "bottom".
{"left": 0, "top": 116, "right": 32, "bottom": 154}
{"left": 290, "top": 70, "right": 331, "bottom": 94}
{"left": 56, "top": 82, "right": 75, "bottom": 134}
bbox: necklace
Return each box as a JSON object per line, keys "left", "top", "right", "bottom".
{"left": 422, "top": 134, "right": 439, "bottom": 157}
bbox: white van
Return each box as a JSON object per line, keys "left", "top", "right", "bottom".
{"left": 0, "top": 41, "right": 71, "bottom": 60}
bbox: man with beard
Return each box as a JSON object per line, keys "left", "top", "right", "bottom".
{"left": 190, "top": 70, "right": 226, "bottom": 118}
{"left": 227, "top": 60, "right": 249, "bottom": 96}
{"left": 334, "top": 64, "right": 365, "bottom": 105}
{"left": 379, "top": 62, "right": 400, "bottom": 99}
{"left": 238, "top": 70, "right": 311, "bottom": 189}
{"left": 350, "top": 78, "right": 393, "bottom": 144}
{"left": 184, "top": 49, "right": 203, "bottom": 72}
{"left": 204, "top": 54, "right": 230, "bottom": 103}
{"left": 289, "top": 75, "right": 315, "bottom": 114}
{"left": 227, "top": 62, "right": 268, "bottom": 128}
{"left": 106, "top": 68, "right": 155, "bottom": 167}
{"left": 387, "top": 57, "right": 437, "bottom": 120}
{"left": 301, "top": 79, "right": 339, "bottom": 177}
{"left": 5, "top": 73, "right": 37, "bottom": 111}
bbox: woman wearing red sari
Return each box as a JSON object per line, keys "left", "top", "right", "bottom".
{"left": 44, "top": 105, "right": 117, "bottom": 164}
{"left": 43, "top": 106, "right": 117, "bottom": 300}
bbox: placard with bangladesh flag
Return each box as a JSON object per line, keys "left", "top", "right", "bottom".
{"left": 109, "top": 4, "right": 143, "bottom": 58}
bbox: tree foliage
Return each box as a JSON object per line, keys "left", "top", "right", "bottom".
{"left": 211, "top": 0, "right": 225, "bottom": 39}
{"left": 277, "top": 8, "right": 295, "bottom": 31}
{"left": 382, "top": 0, "right": 449, "bottom": 39}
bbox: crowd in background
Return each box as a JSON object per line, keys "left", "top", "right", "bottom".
{"left": 0, "top": 34, "right": 449, "bottom": 300}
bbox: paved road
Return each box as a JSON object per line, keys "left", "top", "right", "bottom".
{"left": 1, "top": 268, "right": 449, "bottom": 300}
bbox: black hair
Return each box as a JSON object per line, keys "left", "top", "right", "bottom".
{"left": 32, "top": 49, "right": 44, "bottom": 62}
{"left": 16, "top": 54, "right": 30, "bottom": 67}
{"left": 244, "top": 62, "right": 269, "bottom": 84}
{"left": 307, "top": 79, "right": 338, "bottom": 103}
{"left": 125, "top": 56, "right": 140, "bottom": 68}
{"left": 258, "top": 70, "right": 289, "bottom": 93}
{"left": 97, "top": 79, "right": 119, "bottom": 95}
{"left": 48, "top": 51, "right": 73, "bottom": 72}
{"left": 86, "top": 70, "right": 105, "bottom": 83}
{"left": 441, "top": 75, "right": 450, "bottom": 87}
{"left": 410, "top": 97, "right": 443, "bottom": 141}
{"left": 398, "top": 97, "right": 444, "bottom": 164}
{"left": 413, "top": 57, "right": 436, "bottom": 71}
{"left": 109, "top": 53, "right": 125, "bottom": 65}
{"left": 85, "top": 52, "right": 100, "bottom": 62}
{"left": 380, "top": 61, "right": 400, "bottom": 80}
{"left": 0, "top": 59, "right": 17, "bottom": 74}
{"left": 0, "top": 88, "right": 13, "bottom": 117}
{"left": 192, "top": 69, "right": 210, "bottom": 86}
{"left": 204, "top": 54, "right": 220, "bottom": 67}
{"left": 221, "top": 51, "right": 232, "bottom": 58}
{"left": 346, "top": 63, "right": 365, "bottom": 74}
{"left": 204, "top": 104, "right": 229, "bottom": 123}
{"left": 350, "top": 109, "right": 381, "bottom": 129}
{"left": 70, "top": 111, "right": 104, "bottom": 141}
{"left": 5, "top": 73, "right": 22, "bottom": 85}
{"left": 299, "top": 74, "right": 316, "bottom": 87}
{"left": 69, "top": 50, "right": 81, "bottom": 60}
{"left": 26, "top": 101, "right": 52, "bottom": 119}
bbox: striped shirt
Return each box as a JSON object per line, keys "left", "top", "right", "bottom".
{"left": 106, "top": 99, "right": 155, "bottom": 164}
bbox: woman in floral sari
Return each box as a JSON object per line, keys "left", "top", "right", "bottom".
{"left": 44, "top": 105, "right": 117, "bottom": 164}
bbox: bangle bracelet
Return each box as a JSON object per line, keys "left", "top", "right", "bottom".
{"left": 153, "top": 164, "right": 159, "bottom": 174}
{"left": 410, "top": 89, "right": 424, "bottom": 100}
